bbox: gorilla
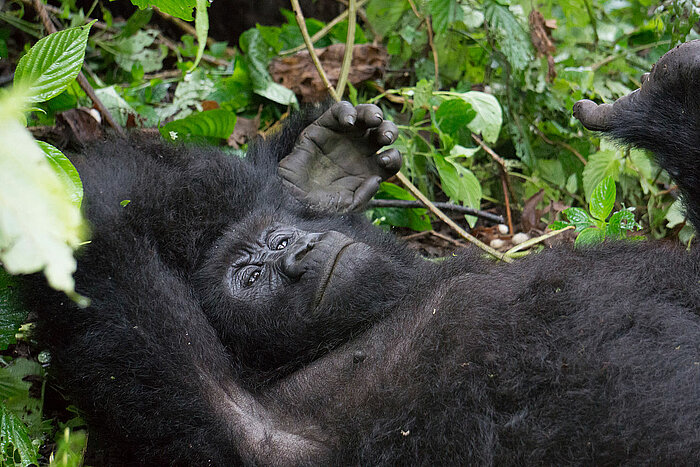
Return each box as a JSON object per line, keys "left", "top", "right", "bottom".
{"left": 25, "top": 40, "right": 700, "bottom": 465}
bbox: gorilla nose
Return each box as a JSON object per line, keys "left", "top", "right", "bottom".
{"left": 280, "top": 233, "right": 322, "bottom": 278}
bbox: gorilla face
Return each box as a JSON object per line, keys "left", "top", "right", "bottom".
{"left": 225, "top": 225, "right": 358, "bottom": 313}
{"left": 194, "top": 208, "right": 412, "bottom": 376}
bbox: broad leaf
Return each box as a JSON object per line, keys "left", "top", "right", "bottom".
{"left": 160, "top": 109, "right": 237, "bottom": 142}
{"left": 606, "top": 210, "right": 636, "bottom": 239}
{"left": 129, "top": 0, "right": 195, "bottom": 21}
{"left": 0, "top": 96, "right": 85, "bottom": 294}
{"left": 435, "top": 99, "right": 475, "bottom": 137}
{"left": 583, "top": 149, "right": 623, "bottom": 199}
{"left": 0, "top": 402, "right": 37, "bottom": 467}
{"left": 589, "top": 176, "right": 616, "bottom": 221}
{"left": 37, "top": 142, "right": 83, "bottom": 209}
{"left": 433, "top": 154, "right": 481, "bottom": 227}
{"left": 14, "top": 21, "right": 95, "bottom": 103}
{"left": 575, "top": 227, "right": 604, "bottom": 248}
{"left": 0, "top": 269, "right": 27, "bottom": 351}
{"left": 449, "top": 91, "right": 502, "bottom": 143}
{"left": 563, "top": 207, "right": 594, "bottom": 232}
{"left": 483, "top": 0, "right": 532, "bottom": 71}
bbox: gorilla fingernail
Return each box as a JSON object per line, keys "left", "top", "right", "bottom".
{"left": 345, "top": 115, "right": 356, "bottom": 125}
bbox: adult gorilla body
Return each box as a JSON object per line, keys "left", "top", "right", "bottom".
{"left": 28, "top": 41, "right": 700, "bottom": 464}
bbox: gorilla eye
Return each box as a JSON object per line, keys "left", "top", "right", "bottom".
{"left": 244, "top": 268, "right": 261, "bottom": 287}
{"left": 270, "top": 235, "right": 289, "bottom": 250}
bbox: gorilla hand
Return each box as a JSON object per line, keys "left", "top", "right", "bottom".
{"left": 279, "top": 101, "right": 401, "bottom": 212}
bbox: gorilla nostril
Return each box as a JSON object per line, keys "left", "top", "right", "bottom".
{"left": 281, "top": 234, "right": 319, "bottom": 277}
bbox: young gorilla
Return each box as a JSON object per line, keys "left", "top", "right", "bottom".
{"left": 28, "top": 41, "right": 700, "bottom": 464}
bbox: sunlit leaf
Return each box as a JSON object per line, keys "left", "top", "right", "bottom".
{"left": 14, "top": 21, "right": 95, "bottom": 103}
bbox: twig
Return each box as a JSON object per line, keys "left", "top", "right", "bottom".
{"left": 430, "top": 230, "right": 467, "bottom": 247}
{"left": 368, "top": 199, "right": 505, "bottom": 224}
{"left": 396, "top": 172, "right": 511, "bottom": 262}
{"left": 504, "top": 226, "right": 574, "bottom": 256}
{"left": 32, "top": 0, "right": 125, "bottom": 136}
{"left": 532, "top": 125, "right": 587, "bottom": 165}
{"left": 290, "top": 0, "right": 339, "bottom": 101}
{"left": 400, "top": 230, "right": 431, "bottom": 241}
{"left": 591, "top": 40, "right": 671, "bottom": 71}
{"left": 472, "top": 134, "right": 514, "bottom": 235}
{"left": 335, "top": 0, "right": 356, "bottom": 98}
{"left": 281, "top": 0, "right": 370, "bottom": 55}
{"left": 407, "top": 0, "right": 439, "bottom": 87}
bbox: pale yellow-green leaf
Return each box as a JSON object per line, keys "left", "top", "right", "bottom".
{"left": 0, "top": 99, "right": 85, "bottom": 293}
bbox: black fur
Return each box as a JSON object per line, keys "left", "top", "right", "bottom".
{"left": 26, "top": 41, "right": 700, "bottom": 464}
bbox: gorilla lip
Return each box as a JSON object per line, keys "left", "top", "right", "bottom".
{"left": 313, "top": 240, "right": 356, "bottom": 310}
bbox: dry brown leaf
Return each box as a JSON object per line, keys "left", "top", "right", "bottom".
{"left": 270, "top": 44, "right": 388, "bottom": 102}
{"left": 529, "top": 10, "right": 557, "bottom": 82}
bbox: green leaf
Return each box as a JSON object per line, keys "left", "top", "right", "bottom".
{"left": 160, "top": 109, "right": 237, "bottom": 142}
{"left": 606, "top": 210, "right": 636, "bottom": 239}
{"left": 37, "top": 142, "right": 83, "bottom": 209}
{"left": 365, "top": 0, "right": 409, "bottom": 38}
{"left": 575, "top": 227, "right": 604, "bottom": 248}
{"left": 129, "top": 0, "right": 196, "bottom": 21}
{"left": 563, "top": 207, "right": 594, "bottom": 232}
{"left": 0, "top": 269, "right": 27, "bottom": 352}
{"left": 0, "top": 95, "right": 85, "bottom": 294}
{"left": 371, "top": 182, "right": 431, "bottom": 232}
{"left": 435, "top": 99, "right": 475, "bottom": 137}
{"left": 448, "top": 91, "right": 502, "bottom": 143}
{"left": 483, "top": 0, "right": 532, "bottom": 71}
{"left": 188, "top": 0, "right": 210, "bottom": 71}
{"left": 433, "top": 153, "right": 481, "bottom": 227}
{"left": 14, "top": 21, "right": 96, "bottom": 103}
{"left": 549, "top": 220, "right": 570, "bottom": 231}
{"left": 583, "top": 149, "right": 623, "bottom": 200}
{"left": 113, "top": 30, "right": 166, "bottom": 74}
{"left": 429, "top": 0, "right": 462, "bottom": 33}
{"left": 254, "top": 81, "right": 298, "bottom": 107}
{"left": 51, "top": 428, "right": 87, "bottom": 467}
{"left": 589, "top": 176, "right": 616, "bottom": 221}
{"left": 0, "top": 402, "right": 38, "bottom": 467}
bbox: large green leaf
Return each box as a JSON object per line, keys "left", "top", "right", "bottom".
{"left": 445, "top": 91, "right": 502, "bottom": 144}
{"left": 0, "top": 402, "right": 37, "bottom": 467}
{"left": 129, "top": 0, "right": 196, "bottom": 21}
{"left": 0, "top": 269, "right": 27, "bottom": 352}
{"left": 0, "top": 95, "right": 85, "bottom": 294}
{"left": 435, "top": 98, "right": 475, "bottom": 137}
{"left": 37, "top": 142, "right": 83, "bottom": 209}
{"left": 483, "top": 0, "right": 532, "bottom": 71}
{"left": 14, "top": 21, "right": 95, "bottom": 103}
{"left": 583, "top": 149, "right": 623, "bottom": 200}
{"left": 160, "top": 109, "right": 237, "bottom": 142}
{"left": 433, "top": 154, "right": 481, "bottom": 227}
{"left": 589, "top": 176, "right": 616, "bottom": 221}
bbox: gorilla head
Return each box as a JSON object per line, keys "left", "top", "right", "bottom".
{"left": 194, "top": 205, "right": 420, "bottom": 376}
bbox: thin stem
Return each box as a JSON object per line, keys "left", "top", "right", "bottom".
{"left": 281, "top": 0, "right": 370, "bottom": 55}
{"left": 290, "top": 0, "right": 339, "bottom": 101}
{"left": 335, "top": 0, "right": 356, "bottom": 98}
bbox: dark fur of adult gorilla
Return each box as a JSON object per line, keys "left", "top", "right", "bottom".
{"left": 25, "top": 41, "right": 700, "bottom": 465}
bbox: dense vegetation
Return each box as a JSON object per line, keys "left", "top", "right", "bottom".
{"left": 0, "top": 0, "right": 698, "bottom": 464}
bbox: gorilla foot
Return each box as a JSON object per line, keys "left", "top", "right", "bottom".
{"left": 278, "top": 101, "right": 401, "bottom": 212}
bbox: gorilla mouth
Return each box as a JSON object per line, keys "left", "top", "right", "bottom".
{"left": 313, "top": 240, "right": 356, "bottom": 310}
